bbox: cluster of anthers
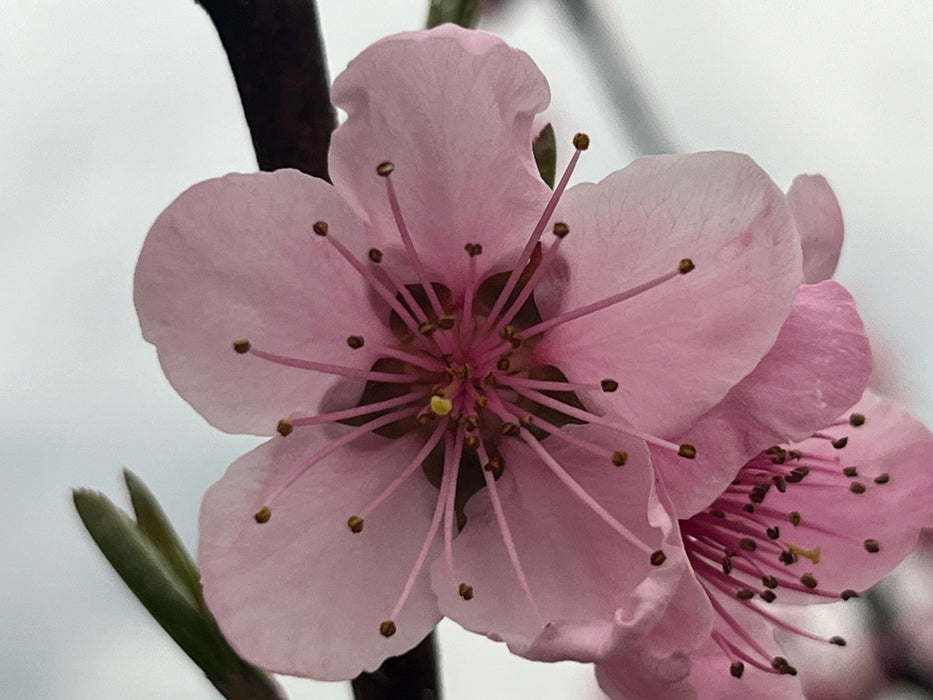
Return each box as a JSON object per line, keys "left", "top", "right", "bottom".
{"left": 229, "top": 134, "right": 697, "bottom": 638}
{"left": 682, "top": 411, "right": 886, "bottom": 679}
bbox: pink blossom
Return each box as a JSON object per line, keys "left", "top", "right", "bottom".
{"left": 596, "top": 391, "right": 933, "bottom": 698}
{"left": 134, "top": 26, "right": 809, "bottom": 679}
{"left": 653, "top": 174, "right": 872, "bottom": 519}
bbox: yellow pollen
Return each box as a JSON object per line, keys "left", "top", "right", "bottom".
{"left": 430, "top": 395, "right": 453, "bottom": 416}
{"left": 782, "top": 541, "right": 821, "bottom": 564}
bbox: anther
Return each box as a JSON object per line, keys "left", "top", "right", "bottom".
{"left": 611, "top": 450, "right": 628, "bottom": 467}
{"left": 458, "top": 583, "right": 474, "bottom": 600}
{"left": 678, "top": 444, "right": 697, "bottom": 459}
{"left": 233, "top": 338, "right": 251, "bottom": 354}
{"left": 730, "top": 661, "right": 745, "bottom": 679}
{"left": 772, "top": 475, "right": 787, "bottom": 492}
{"left": 347, "top": 335, "right": 365, "bottom": 349}
{"left": 254, "top": 506, "right": 271, "bottom": 524}
{"left": 484, "top": 457, "right": 501, "bottom": 473}
{"left": 600, "top": 378, "right": 619, "bottom": 393}
{"left": 430, "top": 396, "right": 453, "bottom": 416}
{"left": 749, "top": 483, "right": 770, "bottom": 503}
{"left": 678, "top": 258, "right": 696, "bottom": 274}
{"left": 722, "top": 556, "right": 733, "bottom": 574}
{"left": 379, "top": 620, "right": 397, "bottom": 637}
{"left": 829, "top": 636, "right": 847, "bottom": 646}
{"left": 347, "top": 515, "right": 364, "bottom": 533}
{"left": 497, "top": 357, "right": 511, "bottom": 371}
{"left": 464, "top": 242, "right": 483, "bottom": 256}
{"left": 572, "top": 132, "right": 590, "bottom": 150}
{"left": 519, "top": 414, "right": 534, "bottom": 427}
{"left": 276, "top": 419, "right": 294, "bottom": 437}
{"left": 843, "top": 466, "right": 858, "bottom": 477}
{"left": 841, "top": 589, "right": 859, "bottom": 600}
{"left": 739, "top": 538, "right": 757, "bottom": 552}
{"left": 419, "top": 322, "right": 437, "bottom": 336}
{"left": 501, "top": 422, "right": 519, "bottom": 436}
{"left": 760, "top": 590, "right": 777, "bottom": 603}
{"left": 864, "top": 539, "right": 880, "bottom": 553}
{"left": 368, "top": 248, "right": 384, "bottom": 263}
{"left": 831, "top": 436, "right": 849, "bottom": 449}
{"left": 650, "top": 550, "right": 667, "bottom": 566}
{"left": 772, "top": 657, "right": 798, "bottom": 676}
{"left": 762, "top": 575, "right": 779, "bottom": 589}
{"left": 552, "top": 222, "right": 570, "bottom": 239}
{"left": 312, "top": 220, "right": 328, "bottom": 236}
{"left": 736, "top": 589, "right": 755, "bottom": 600}
{"left": 766, "top": 526, "right": 780, "bottom": 539}
{"left": 849, "top": 413, "right": 866, "bottom": 427}
{"left": 874, "top": 473, "right": 890, "bottom": 484}
{"left": 800, "top": 573, "right": 818, "bottom": 589}
{"left": 789, "top": 511, "right": 801, "bottom": 526}
{"left": 437, "top": 316, "right": 455, "bottom": 330}
{"left": 474, "top": 396, "right": 488, "bottom": 409}
{"left": 376, "top": 162, "right": 395, "bottom": 177}
{"left": 850, "top": 482, "right": 866, "bottom": 494}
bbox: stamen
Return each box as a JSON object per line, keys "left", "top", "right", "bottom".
{"left": 475, "top": 438, "right": 542, "bottom": 622}
{"left": 520, "top": 263, "right": 688, "bottom": 340}
{"left": 287, "top": 390, "right": 428, "bottom": 429}
{"left": 246, "top": 346, "right": 422, "bottom": 384}
{"left": 262, "top": 407, "right": 421, "bottom": 507}
{"left": 480, "top": 135, "right": 589, "bottom": 334}
{"left": 378, "top": 164, "right": 446, "bottom": 319}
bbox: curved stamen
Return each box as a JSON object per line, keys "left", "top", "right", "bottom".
{"left": 247, "top": 346, "right": 423, "bottom": 384}
{"left": 378, "top": 164, "right": 447, "bottom": 320}
{"left": 480, "top": 135, "right": 588, "bottom": 336}
{"left": 475, "top": 436, "right": 543, "bottom": 623}
{"left": 521, "top": 265, "right": 687, "bottom": 341}
{"left": 288, "top": 389, "right": 430, "bottom": 429}
{"left": 356, "top": 419, "right": 448, "bottom": 522}
{"left": 260, "top": 407, "right": 421, "bottom": 509}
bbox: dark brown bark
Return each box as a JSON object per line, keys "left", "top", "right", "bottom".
{"left": 197, "top": 0, "right": 336, "bottom": 180}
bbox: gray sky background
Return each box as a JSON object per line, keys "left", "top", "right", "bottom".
{"left": 3, "top": 1, "right": 932, "bottom": 698}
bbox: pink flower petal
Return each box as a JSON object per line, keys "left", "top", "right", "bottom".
{"left": 198, "top": 426, "right": 442, "bottom": 680}
{"left": 786, "top": 174, "right": 844, "bottom": 283}
{"left": 429, "top": 427, "right": 694, "bottom": 661}
{"left": 751, "top": 391, "right": 933, "bottom": 600}
{"left": 329, "top": 24, "right": 553, "bottom": 293}
{"left": 536, "top": 151, "right": 803, "bottom": 438}
{"left": 658, "top": 280, "right": 872, "bottom": 517}
{"left": 134, "top": 170, "right": 397, "bottom": 435}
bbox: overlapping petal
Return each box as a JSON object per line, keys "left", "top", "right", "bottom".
{"left": 429, "top": 427, "right": 697, "bottom": 661}
{"left": 330, "top": 24, "right": 553, "bottom": 293}
{"left": 656, "top": 280, "right": 871, "bottom": 517}
{"left": 753, "top": 391, "right": 933, "bottom": 599}
{"left": 786, "top": 174, "right": 844, "bottom": 284}
{"left": 199, "top": 427, "right": 442, "bottom": 680}
{"left": 537, "top": 152, "right": 803, "bottom": 437}
{"left": 135, "top": 170, "right": 397, "bottom": 435}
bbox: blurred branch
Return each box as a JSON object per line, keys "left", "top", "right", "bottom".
{"left": 196, "top": 0, "right": 336, "bottom": 180}
{"left": 427, "top": 0, "right": 485, "bottom": 28}
{"left": 554, "top": 0, "right": 677, "bottom": 155}
{"left": 351, "top": 632, "right": 441, "bottom": 700}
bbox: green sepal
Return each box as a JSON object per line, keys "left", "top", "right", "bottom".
{"left": 73, "top": 478, "right": 285, "bottom": 699}
{"left": 426, "top": 0, "right": 484, "bottom": 28}
{"left": 122, "top": 468, "right": 203, "bottom": 602}
{"left": 533, "top": 123, "right": 557, "bottom": 189}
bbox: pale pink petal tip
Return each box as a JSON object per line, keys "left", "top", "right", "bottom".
{"left": 787, "top": 173, "right": 844, "bottom": 283}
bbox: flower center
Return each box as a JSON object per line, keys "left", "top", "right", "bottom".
{"left": 682, "top": 412, "right": 884, "bottom": 679}
{"left": 232, "top": 134, "right": 697, "bottom": 637}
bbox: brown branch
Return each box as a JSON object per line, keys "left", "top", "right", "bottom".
{"left": 197, "top": 0, "right": 336, "bottom": 180}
